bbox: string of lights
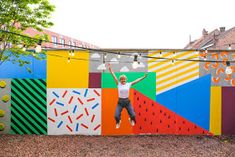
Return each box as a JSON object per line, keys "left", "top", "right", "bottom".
{"left": 0, "top": 29, "right": 235, "bottom": 73}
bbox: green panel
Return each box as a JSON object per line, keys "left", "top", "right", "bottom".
{"left": 102, "top": 72, "right": 156, "bottom": 100}
{"left": 10, "top": 79, "right": 47, "bottom": 135}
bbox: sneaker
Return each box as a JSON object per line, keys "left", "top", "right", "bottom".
{"left": 129, "top": 118, "right": 135, "bottom": 126}
{"left": 116, "top": 120, "right": 121, "bottom": 129}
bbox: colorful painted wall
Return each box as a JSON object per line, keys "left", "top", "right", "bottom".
{"left": 0, "top": 50, "right": 234, "bottom": 135}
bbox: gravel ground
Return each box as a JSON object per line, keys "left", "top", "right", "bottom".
{"left": 0, "top": 135, "right": 234, "bottom": 157}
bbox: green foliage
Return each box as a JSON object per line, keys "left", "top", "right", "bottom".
{"left": 0, "top": 0, "right": 55, "bottom": 72}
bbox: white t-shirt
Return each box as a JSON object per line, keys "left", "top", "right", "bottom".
{"left": 118, "top": 82, "right": 132, "bottom": 98}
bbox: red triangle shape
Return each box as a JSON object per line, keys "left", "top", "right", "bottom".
{"left": 133, "top": 90, "right": 212, "bottom": 135}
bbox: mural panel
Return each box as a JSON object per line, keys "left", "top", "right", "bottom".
{"left": 89, "top": 51, "right": 148, "bottom": 73}
{"left": 47, "top": 50, "right": 89, "bottom": 88}
{"left": 222, "top": 87, "right": 235, "bottom": 135}
{"left": 102, "top": 72, "right": 156, "bottom": 100}
{"left": 0, "top": 79, "right": 11, "bottom": 134}
{"left": 47, "top": 88, "right": 101, "bottom": 135}
{"left": 148, "top": 50, "right": 199, "bottom": 95}
{"left": 199, "top": 52, "right": 235, "bottom": 86}
{"left": 0, "top": 53, "right": 46, "bottom": 79}
{"left": 11, "top": 79, "right": 47, "bottom": 134}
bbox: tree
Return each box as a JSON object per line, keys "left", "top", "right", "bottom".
{"left": 0, "top": 0, "right": 55, "bottom": 73}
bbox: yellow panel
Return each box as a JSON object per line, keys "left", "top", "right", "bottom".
{"left": 47, "top": 50, "right": 89, "bottom": 88}
{"left": 210, "top": 86, "right": 222, "bottom": 135}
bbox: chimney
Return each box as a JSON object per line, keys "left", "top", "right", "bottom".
{"left": 220, "top": 27, "right": 226, "bottom": 32}
{"left": 202, "top": 28, "right": 208, "bottom": 37}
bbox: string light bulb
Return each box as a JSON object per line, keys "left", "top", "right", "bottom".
{"left": 117, "top": 52, "right": 121, "bottom": 58}
{"left": 173, "top": 51, "right": 176, "bottom": 58}
{"left": 171, "top": 59, "right": 175, "bottom": 65}
{"left": 17, "top": 44, "right": 23, "bottom": 48}
{"left": 22, "top": 45, "right": 26, "bottom": 52}
{"left": 225, "top": 61, "right": 232, "bottom": 74}
{"left": 97, "top": 53, "right": 107, "bottom": 70}
{"left": 132, "top": 54, "right": 139, "bottom": 69}
{"left": 35, "top": 40, "right": 42, "bottom": 53}
{"left": 204, "top": 55, "right": 207, "bottom": 61}
{"left": 228, "top": 44, "right": 232, "bottom": 50}
{"left": 71, "top": 50, "right": 75, "bottom": 56}
{"left": 159, "top": 51, "right": 163, "bottom": 57}
{"left": 98, "top": 60, "right": 106, "bottom": 70}
{"left": 104, "top": 53, "right": 107, "bottom": 59}
{"left": 67, "top": 57, "right": 71, "bottom": 63}
{"left": 100, "top": 63, "right": 106, "bottom": 70}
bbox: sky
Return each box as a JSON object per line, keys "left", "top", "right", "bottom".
{"left": 49, "top": 0, "right": 235, "bottom": 49}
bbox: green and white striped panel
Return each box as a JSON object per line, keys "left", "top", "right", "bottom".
{"left": 11, "top": 79, "right": 47, "bottom": 134}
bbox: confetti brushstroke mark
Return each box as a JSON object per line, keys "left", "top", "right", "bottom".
{"left": 72, "top": 90, "right": 81, "bottom": 95}
{"left": 49, "top": 99, "right": 56, "bottom": 106}
{"left": 62, "top": 90, "right": 68, "bottom": 98}
{"left": 84, "top": 89, "right": 88, "bottom": 97}
{"left": 93, "top": 89, "right": 100, "bottom": 96}
{"left": 92, "top": 103, "right": 99, "bottom": 110}
{"left": 73, "top": 105, "right": 78, "bottom": 113}
{"left": 56, "top": 102, "right": 64, "bottom": 107}
{"left": 57, "top": 121, "right": 63, "bottom": 128}
{"left": 52, "top": 92, "right": 59, "bottom": 98}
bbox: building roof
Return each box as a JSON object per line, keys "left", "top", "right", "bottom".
{"left": 185, "top": 27, "right": 235, "bottom": 50}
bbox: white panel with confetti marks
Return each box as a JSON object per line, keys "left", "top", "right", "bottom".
{"left": 47, "top": 88, "right": 101, "bottom": 135}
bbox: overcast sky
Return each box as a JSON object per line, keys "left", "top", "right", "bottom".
{"left": 49, "top": 0, "right": 235, "bottom": 48}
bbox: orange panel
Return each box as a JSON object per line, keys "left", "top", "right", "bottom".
{"left": 101, "top": 89, "right": 134, "bottom": 135}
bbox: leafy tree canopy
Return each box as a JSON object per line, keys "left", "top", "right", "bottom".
{"left": 0, "top": 0, "right": 55, "bottom": 72}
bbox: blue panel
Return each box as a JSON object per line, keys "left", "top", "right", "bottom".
{"left": 156, "top": 87, "right": 177, "bottom": 112}
{"left": 0, "top": 53, "right": 46, "bottom": 79}
{"left": 32, "top": 54, "right": 46, "bottom": 79}
{"left": 156, "top": 75, "right": 211, "bottom": 130}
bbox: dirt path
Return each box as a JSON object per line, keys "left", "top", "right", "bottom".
{"left": 0, "top": 135, "right": 234, "bottom": 157}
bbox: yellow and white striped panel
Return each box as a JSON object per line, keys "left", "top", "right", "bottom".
{"left": 148, "top": 50, "right": 199, "bottom": 95}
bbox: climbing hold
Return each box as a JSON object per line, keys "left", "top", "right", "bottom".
{"left": 0, "top": 123, "right": 5, "bottom": 131}
{"left": 2, "top": 95, "right": 10, "bottom": 102}
{"left": 0, "top": 80, "right": 7, "bottom": 88}
{"left": 0, "top": 109, "right": 5, "bottom": 117}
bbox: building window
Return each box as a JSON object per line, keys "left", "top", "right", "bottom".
{"left": 60, "top": 38, "right": 65, "bottom": 48}
{"left": 52, "top": 36, "right": 57, "bottom": 47}
{"left": 73, "top": 42, "right": 76, "bottom": 47}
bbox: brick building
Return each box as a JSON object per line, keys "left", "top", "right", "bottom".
{"left": 24, "top": 28, "right": 98, "bottom": 49}
{"left": 185, "top": 27, "right": 235, "bottom": 50}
